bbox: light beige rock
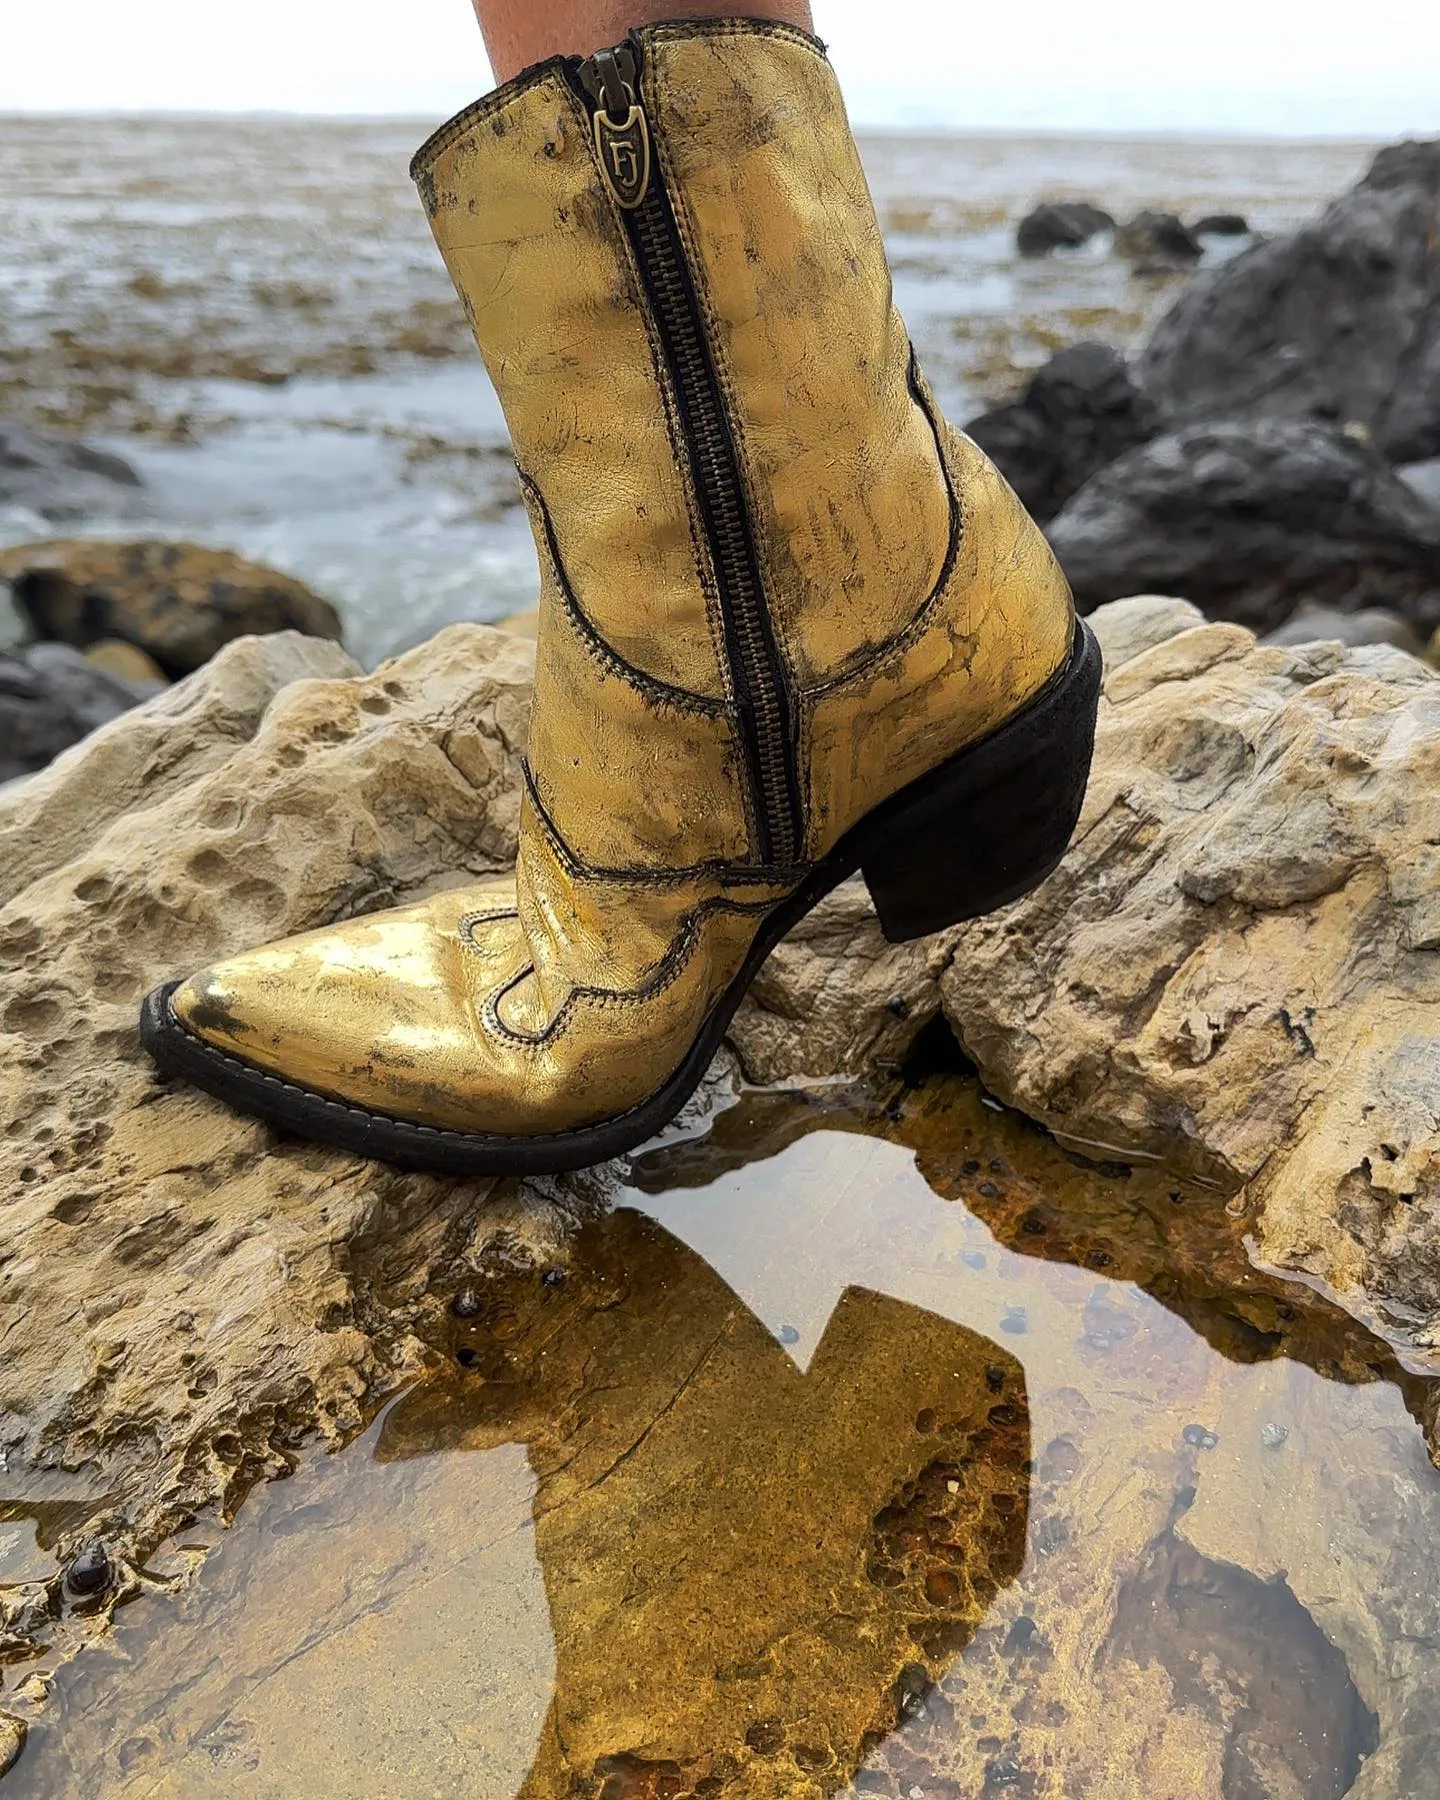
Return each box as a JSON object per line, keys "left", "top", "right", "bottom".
{"left": 81, "top": 638, "right": 168, "bottom": 685}
{"left": 940, "top": 605, "right": 1440, "bottom": 1341}
{"left": 0, "top": 631, "right": 358, "bottom": 906}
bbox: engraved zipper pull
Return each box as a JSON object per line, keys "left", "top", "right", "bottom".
{"left": 578, "top": 44, "right": 651, "bottom": 210}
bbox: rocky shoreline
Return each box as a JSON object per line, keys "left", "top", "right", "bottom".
{"left": 1, "top": 130, "right": 1439, "bottom": 1783}
{"left": 0, "top": 596, "right": 1438, "bottom": 1778}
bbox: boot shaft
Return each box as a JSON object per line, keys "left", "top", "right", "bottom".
{"left": 413, "top": 20, "right": 1074, "bottom": 876}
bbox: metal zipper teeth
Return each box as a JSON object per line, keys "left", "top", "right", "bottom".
{"left": 579, "top": 52, "right": 802, "bottom": 869}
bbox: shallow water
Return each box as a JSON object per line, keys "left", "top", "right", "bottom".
{"left": 0, "top": 115, "right": 1373, "bottom": 663}
{"left": 6, "top": 1070, "right": 1439, "bottom": 1798}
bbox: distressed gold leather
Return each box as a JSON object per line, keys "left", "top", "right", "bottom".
{"left": 168, "top": 20, "right": 1076, "bottom": 1141}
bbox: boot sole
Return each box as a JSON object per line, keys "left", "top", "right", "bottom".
{"left": 140, "top": 620, "right": 1101, "bottom": 1175}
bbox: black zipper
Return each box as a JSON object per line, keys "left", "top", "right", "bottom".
{"left": 577, "top": 41, "right": 803, "bottom": 869}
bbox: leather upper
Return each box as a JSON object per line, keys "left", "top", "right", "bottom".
{"left": 170, "top": 21, "right": 1075, "bottom": 1137}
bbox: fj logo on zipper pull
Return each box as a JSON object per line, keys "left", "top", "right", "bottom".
{"left": 581, "top": 46, "right": 651, "bottom": 210}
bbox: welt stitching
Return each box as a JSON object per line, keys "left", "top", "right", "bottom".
{"left": 171, "top": 1005, "right": 665, "bottom": 1133}
{"left": 519, "top": 469, "right": 727, "bottom": 717}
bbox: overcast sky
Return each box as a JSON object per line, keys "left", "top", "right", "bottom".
{"left": 4, "top": 0, "right": 1439, "bottom": 134}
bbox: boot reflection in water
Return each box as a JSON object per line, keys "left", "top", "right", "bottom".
{"left": 378, "top": 1207, "right": 1030, "bottom": 1796}
{"left": 140, "top": 0, "right": 1102, "bottom": 1176}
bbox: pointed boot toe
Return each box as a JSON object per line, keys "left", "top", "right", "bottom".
{"left": 142, "top": 22, "right": 1101, "bottom": 1174}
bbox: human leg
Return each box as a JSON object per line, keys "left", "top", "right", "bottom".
{"left": 475, "top": 0, "right": 814, "bottom": 83}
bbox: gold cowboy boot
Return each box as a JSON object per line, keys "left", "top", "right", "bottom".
{"left": 141, "top": 19, "right": 1101, "bottom": 1174}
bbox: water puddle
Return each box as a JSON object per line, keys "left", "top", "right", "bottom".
{"left": 6, "top": 1071, "right": 1440, "bottom": 1797}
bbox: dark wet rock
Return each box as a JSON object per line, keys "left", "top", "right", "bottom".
{"left": 0, "top": 642, "right": 159, "bottom": 782}
{"left": 65, "top": 1541, "right": 112, "bottom": 1596}
{"left": 1141, "top": 139, "right": 1440, "bottom": 462}
{"left": 965, "top": 343, "right": 1160, "bottom": 524}
{"left": 450, "top": 1287, "right": 481, "bottom": 1319}
{"left": 1113, "top": 210, "right": 1202, "bottom": 267}
{"left": 1, "top": 538, "right": 343, "bottom": 679}
{"left": 1192, "top": 212, "right": 1250, "bottom": 237}
{"left": 1015, "top": 201, "right": 1114, "bottom": 257}
{"left": 1106, "top": 1539, "right": 1378, "bottom": 1800}
{"left": 1260, "top": 1423, "right": 1290, "bottom": 1450}
{"left": 1400, "top": 458, "right": 1440, "bottom": 510}
{"left": 1182, "top": 1424, "right": 1219, "bottom": 1450}
{"left": 0, "top": 420, "right": 143, "bottom": 523}
{"left": 1044, "top": 417, "right": 1440, "bottom": 635}
{"left": 1263, "top": 602, "right": 1425, "bottom": 655}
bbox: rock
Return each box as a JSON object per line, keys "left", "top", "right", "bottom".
{"left": 1112, "top": 211, "right": 1202, "bottom": 267}
{"left": 65, "top": 1542, "right": 112, "bottom": 1597}
{"left": 0, "top": 421, "right": 143, "bottom": 523}
{"left": 82, "top": 639, "right": 168, "bottom": 685}
{"left": 1192, "top": 213, "right": 1250, "bottom": 237}
{"left": 0, "top": 642, "right": 159, "bottom": 783}
{"left": 1141, "top": 140, "right": 1440, "bottom": 462}
{"left": 1400, "top": 458, "right": 1440, "bottom": 510}
{"left": 965, "top": 343, "right": 1160, "bottom": 523}
{"left": 1263, "top": 602, "right": 1425, "bottom": 655}
{"left": 1075, "top": 593, "right": 1205, "bottom": 668}
{"left": 1044, "top": 417, "right": 1440, "bottom": 636}
{"left": 1015, "top": 201, "right": 1114, "bottom": 258}
{"left": 934, "top": 601, "right": 1440, "bottom": 1342}
{"left": 0, "top": 539, "right": 343, "bottom": 678}
{"left": 0, "top": 1716, "right": 25, "bottom": 1779}
{"left": 0, "top": 630, "right": 358, "bottom": 906}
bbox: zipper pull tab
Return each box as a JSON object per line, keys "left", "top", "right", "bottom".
{"left": 578, "top": 44, "right": 651, "bottom": 211}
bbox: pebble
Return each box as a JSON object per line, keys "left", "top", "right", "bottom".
{"left": 778, "top": 1325, "right": 800, "bottom": 1346}
{"left": 450, "top": 1287, "right": 481, "bottom": 1319}
{"left": 1000, "top": 1307, "right": 1028, "bottom": 1335}
{"left": 541, "top": 1267, "right": 566, "bottom": 1288}
{"left": 1260, "top": 1422, "right": 1290, "bottom": 1450}
{"left": 1182, "top": 1423, "right": 1220, "bottom": 1451}
{"left": 985, "top": 1757, "right": 1023, "bottom": 1788}
{"left": 66, "top": 1541, "right": 111, "bottom": 1596}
